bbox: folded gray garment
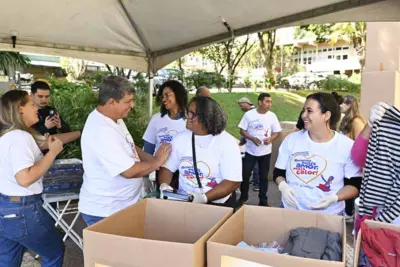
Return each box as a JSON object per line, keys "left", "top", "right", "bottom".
{"left": 283, "top": 227, "right": 341, "bottom": 261}
{"left": 322, "top": 231, "right": 342, "bottom": 261}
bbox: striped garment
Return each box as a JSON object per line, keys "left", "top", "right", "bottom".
{"left": 358, "top": 105, "right": 400, "bottom": 223}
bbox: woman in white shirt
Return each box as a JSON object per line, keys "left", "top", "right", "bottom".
{"left": 0, "top": 90, "right": 64, "bottom": 267}
{"left": 274, "top": 92, "right": 362, "bottom": 215}
{"left": 143, "top": 80, "right": 188, "bottom": 189}
{"left": 159, "top": 96, "right": 242, "bottom": 207}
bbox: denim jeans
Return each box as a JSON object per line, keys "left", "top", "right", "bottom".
{"left": 240, "top": 152, "right": 271, "bottom": 206}
{"left": 81, "top": 213, "right": 105, "bottom": 226}
{"left": 0, "top": 193, "right": 64, "bottom": 267}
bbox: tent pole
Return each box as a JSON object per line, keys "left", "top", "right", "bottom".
{"left": 148, "top": 70, "right": 153, "bottom": 120}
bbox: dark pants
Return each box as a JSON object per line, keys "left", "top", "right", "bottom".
{"left": 240, "top": 152, "right": 271, "bottom": 206}
{"left": 0, "top": 194, "right": 64, "bottom": 267}
{"left": 252, "top": 162, "right": 260, "bottom": 186}
{"left": 345, "top": 197, "right": 355, "bottom": 216}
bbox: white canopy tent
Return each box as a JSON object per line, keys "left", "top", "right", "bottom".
{"left": 1, "top": 0, "right": 400, "bottom": 116}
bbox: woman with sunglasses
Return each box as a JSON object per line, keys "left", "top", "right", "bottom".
{"left": 143, "top": 80, "right": 188, "bottom": 190}
{"left": 158, "top": 96, "right": 242, "bottom": 207}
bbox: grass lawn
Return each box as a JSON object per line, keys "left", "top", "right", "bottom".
{"left": 210, "top": 91, "right": 305, "bottom": 139}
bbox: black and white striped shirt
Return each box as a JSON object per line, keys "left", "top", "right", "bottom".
{"left": 359, "top": 105, "right": 400, "bottom": 223}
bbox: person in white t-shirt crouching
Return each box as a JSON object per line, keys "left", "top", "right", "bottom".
{"left": 158, "top": 96, "right": 242, "bottom": 207}
{"left": 274, "top": 92, "right": 362, "bottom": 215}
{"left": 238, "top": 93, "right": 282, "bottom": 206}
{"left": 79, "top": 76, "right": 171, "bottom": 226}
{"left": 0, "top": 90, "right": 64, "bottom": 266}
{"left": 143, "top": 80, "right": 188, "bottom": 190}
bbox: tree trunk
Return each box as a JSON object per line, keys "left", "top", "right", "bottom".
{"left": 258, "top": 30, "right": 276, "bottom": 89}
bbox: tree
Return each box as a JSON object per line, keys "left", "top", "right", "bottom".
{"left": 257, "top": 30, "right": 276, "bottom": 80}
{"left": 105, "top": 64, "right": 132, "bottom": 79}
{"left": 60, "top": 57, "right": 88, "bottom": 81}
{"left": 0, "top": 52, "right": 30, "bottom": 75}
{"left": 198, "top": 35, "right": 255, "bottom": 92}
{"left": 295, "top": 22, "right": 367, "bottom": 70}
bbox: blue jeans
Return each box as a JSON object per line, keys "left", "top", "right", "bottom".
{"left": 0, "top": 193, "right": 64, "bottom": 267}
{"left": 81, "top": 213, "right": 105, "bottom": 226}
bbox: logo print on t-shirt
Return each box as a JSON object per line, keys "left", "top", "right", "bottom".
{"left": 290, "top": 154, "right": 327, "bottom": 184}
{"left": 180, "top": 159, "right": 210, "bottom": 186}
{"left": 125, "top": 134, "right": 140, "bottom": 162}
{"left": 157, "top": 127, "right": 179, "bottom": 144}
{"left": 316, "top": 175, "right": 334, "bottom": 192}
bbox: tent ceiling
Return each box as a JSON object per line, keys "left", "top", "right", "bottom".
{"left": 0, "top": 0, "right": 399, "bottom": 72}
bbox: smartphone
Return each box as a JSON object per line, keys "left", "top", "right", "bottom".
{"left": 162, "top": 191, "right": 194, "bottom": 202}
{"left": 48, "top": 109, "right": 57, "bottom": 118}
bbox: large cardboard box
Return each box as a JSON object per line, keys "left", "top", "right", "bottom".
{"left": 353, "top": 219, "right": 400, "bottom": 267}
{"left": 83, "top": 198, "right": 233, "bottom": 267}
{"left": 208, "top": 205, "right": 346, "bottom": 267}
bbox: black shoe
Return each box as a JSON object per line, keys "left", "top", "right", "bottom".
{"left": 253, "top": 186, "right": 259, "bottom": 192}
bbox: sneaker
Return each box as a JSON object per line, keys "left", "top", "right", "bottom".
{"left": 253, "top": 186, "right": 259, "bottom": 192}
{"left": 345, "top": 214, "right": 354, "bottom": 223}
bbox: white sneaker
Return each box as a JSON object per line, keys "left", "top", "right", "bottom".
{"left": 345, "top": 214, "right": 354, "bottom": 223}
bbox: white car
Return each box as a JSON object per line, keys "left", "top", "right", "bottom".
{"left": 281, "top": 72, "right": 327, "bottom": 90}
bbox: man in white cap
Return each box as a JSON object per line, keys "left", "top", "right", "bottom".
{"left": 237, "top": 97, "right": 259, "bottom": 191}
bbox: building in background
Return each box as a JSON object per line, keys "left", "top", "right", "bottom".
{"left": 276, "top": 27, "right": 361, "bottom": 76}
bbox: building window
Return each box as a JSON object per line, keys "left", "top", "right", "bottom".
{"left": 328, "top": 55, "right": 332, "bottom": 59}
{"left": 334, "top": 70, "right": 340, "bottom": 75}
{"left": 323, "top": 49, "right": 327, "bottom": 52}
{"left": 318, "top": 49, "right": 322, "bottom": 52}
{"left": 336, "top": 47, "right": 342, "bottom": 51}
{"left": 343, "top": 55, "right": 348, "bottom": 60}
{"left": 343, "top": 47, "right": 349, "bottom": 50}
{"left": 328, "top": 48, "right": 333, "bottom": 51}
{"left": 336, "top": 55, "right": 341, "bottom": 60}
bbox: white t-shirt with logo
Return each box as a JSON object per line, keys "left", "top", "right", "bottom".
{"left": 163, "top": 130, "right": 242, "bottom": 203}
{"left": 143, "top": 112, "right": 186, "bottom": 153}
{"left": 79, "top": 109, "right": 142, "bottom": 217}
{"left": 0, "top": 130, "right": 43, "bottom": 196}
{"left": 238, "top": 109, "right": 282, "bottom": 156}
{"left": 275, "top": 130, "right": 362, "bottom": 215}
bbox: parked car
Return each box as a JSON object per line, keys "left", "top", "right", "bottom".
{"left": 153, "top": 69, "right": 184, "bottom": 95}
{"left": 280, "top": 72, "right": 327, "bottom": 90}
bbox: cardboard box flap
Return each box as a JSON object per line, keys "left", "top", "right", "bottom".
{"left": 86, "top": 198, "right": 147, "bottom": 238}
{"left": 144, "top": 199, "right": 232, "bottom": 244}
{"left": 84, "top": 230, "right": 194, "bottom": 267}
{"left": 208, "top": 206, "right": 244, "bottom": 246}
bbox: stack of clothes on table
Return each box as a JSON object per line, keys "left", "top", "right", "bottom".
{"left": 42, "top": 158, "right": 83, "bottom": 193}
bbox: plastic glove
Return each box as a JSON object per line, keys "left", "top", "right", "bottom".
{"left": 368, "top": 102, "right": 390, "bottom": 127}
{"left": 160, "top": 183, "right": 173, "bottom": 199}
{"left": 190, "top": 192, "right": 208, "bottom": 204}
{"left": 309, "top": 194, "right": 338, "bottom": 210}
{"left": 278, "top": 181, "right": 299, "bottom": 209}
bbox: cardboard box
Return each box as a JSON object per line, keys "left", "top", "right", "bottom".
{"left": 84, "top": 198, "right": 233, "bottom": 267}
{"left": 208, "top": 205, "right": 346, "bottom": 267}
{"left": 353, "top": 219, "right": 400, "bottom": 267}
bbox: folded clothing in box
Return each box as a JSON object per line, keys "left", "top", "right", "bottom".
{"left": 43, "top": 158, "right": 83, "bottom": 193}
{"left": 283, "top": 227, "right": 342, "bottom": 261}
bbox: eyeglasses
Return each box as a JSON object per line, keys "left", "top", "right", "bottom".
{"left": 159, "top": 92, "right": 174, "bottom": 101}
{"left": 187, "top": 111, "right": 197, "bottom": 119}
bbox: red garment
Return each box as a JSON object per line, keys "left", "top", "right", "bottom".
{"left": 361, "top": 222, "right": 400, "bottom": 267}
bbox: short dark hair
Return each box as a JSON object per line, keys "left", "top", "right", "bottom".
{"left": 99, "top": 76, "right": 135, "bottom": 106}
{"left": 306, "top": 92, "right": 341, "bottom": 130}
{"left": 189, "top": 96, "right": 226, "bottom": 136}
{"left": 31, "top": 81, "right": 50, "bottom": 94}
{"left": 258, "top": 93, "right": 271, "bottom": 102}
{"left": 157, "top": 80, "right": 188, "bottom": 117}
